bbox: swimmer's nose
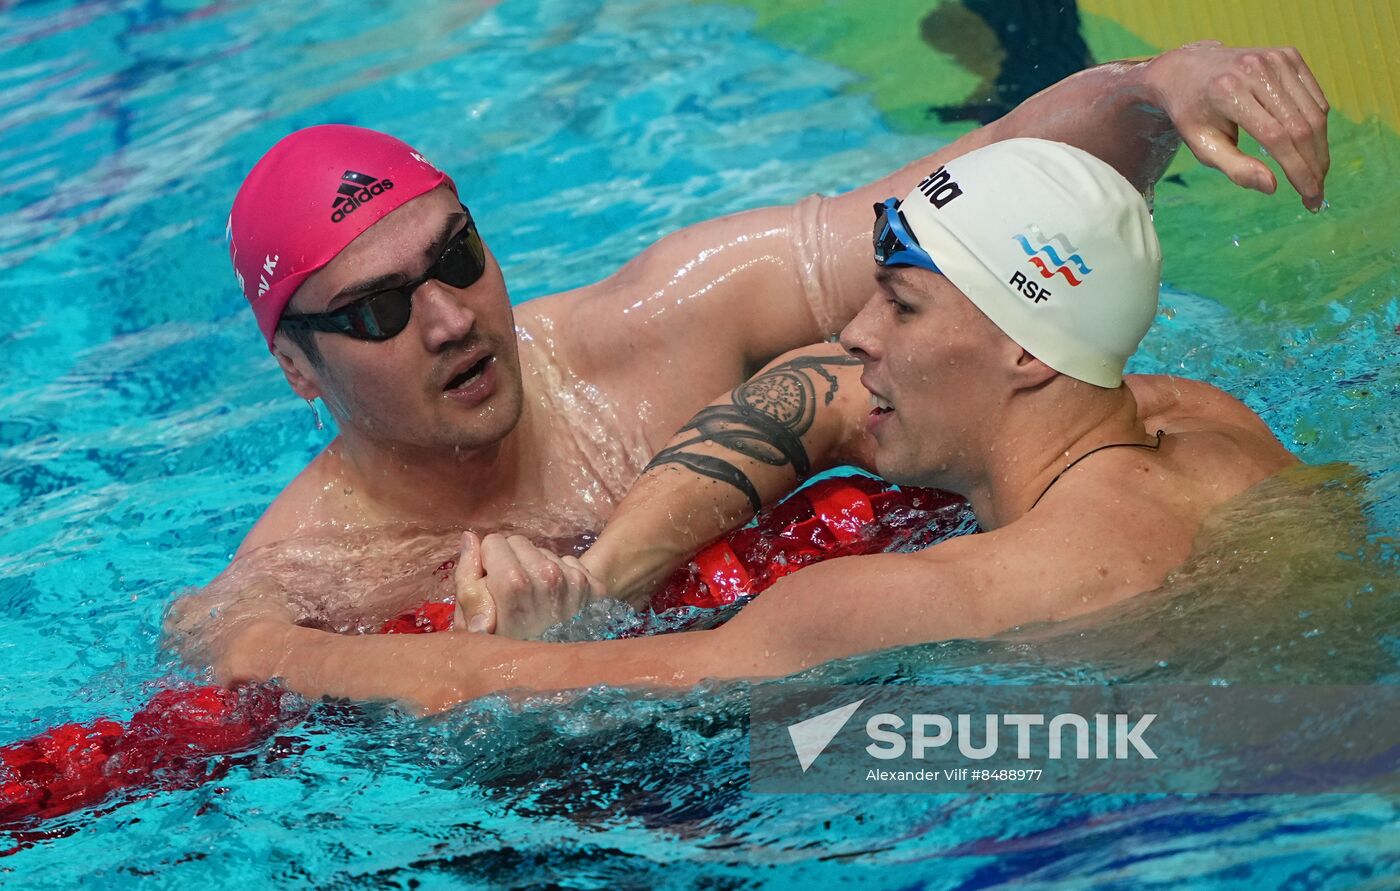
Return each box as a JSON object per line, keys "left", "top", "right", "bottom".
{"left": 414, "top": 280, "right": 477, "bottom": 352}
{"left": 839, "top": 292, "right": 883, "bottom": 363}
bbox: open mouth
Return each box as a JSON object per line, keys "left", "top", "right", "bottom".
{"left": 444, "top": 355, "right": 492, "bottom": 391}
{"left": 870, "top": 393, "right": 895, "bottom": 415}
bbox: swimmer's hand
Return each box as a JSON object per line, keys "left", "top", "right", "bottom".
{"left": 452, "top": 531, "right": 607, "bottom": 639}
{"left": 1144, "top": 41, "right": 1329, "bottom": 210}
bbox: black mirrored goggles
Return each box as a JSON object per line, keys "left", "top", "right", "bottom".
{"left": 279, "top": 209, "right": 487, "bottom": 342}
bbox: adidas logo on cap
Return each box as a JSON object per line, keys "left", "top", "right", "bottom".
{"left": 330, "top": 169, "right": 395, "bottom": 223}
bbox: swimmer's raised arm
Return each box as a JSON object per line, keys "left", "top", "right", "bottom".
{"left": 548, "top": 43, "right": 1328, "bottom": 396}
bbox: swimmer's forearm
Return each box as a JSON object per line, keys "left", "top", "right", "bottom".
{"left": 985, "top": 58, "right": 1177, "bottom": 193}
{"left": 225, "top": 621, "right": 477, "bottom": 712}
{"left": 231, "top": 552, "right": 981, "bottom": 711}
{"left": 584, "top": 471, "right": 754, "bottom": 606}
{"left": 228, "top": 620, "right": 726, "bottom": 713}
{"left": 585, "top": 347, "right": 870, "bottom": 604}
{"left": 420, "top": 553, "right": 981, "bottom": 710}
{"left": 840, "top": 57, "right": 1173, "bottom": 218}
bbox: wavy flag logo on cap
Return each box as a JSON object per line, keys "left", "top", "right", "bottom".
{"left": 1013, "top": 224, "right": 1092, "bottom": 287}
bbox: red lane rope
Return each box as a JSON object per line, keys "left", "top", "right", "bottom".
{"left": 652, "top": 477, "right": 962, "bottom": 611}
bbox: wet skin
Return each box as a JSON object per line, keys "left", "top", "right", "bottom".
{"left": 173, "top": 42, "right": 1333, "bottom": 672}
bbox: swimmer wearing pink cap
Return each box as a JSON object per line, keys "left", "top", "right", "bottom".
{"left": 181, "top": 44, "right": 1331, "bottom": 682}
{"left": 229, "top": 125, "right": 456, "bottom": 349}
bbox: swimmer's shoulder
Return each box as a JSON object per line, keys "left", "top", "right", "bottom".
{"left": 1125, "top": 374, "right": 1256, "bottom": 424}
{"left": 1126, "top": 374, "right": 1294, "bottom": 456}
{"left": 1119, "top": 376, "right": 1299, "bottom": 524}
{"left": 511, "top": 282, "right": 646, "bottom": 378}
{"left": 234, "top": 446, "right": 357, "bottom": 558}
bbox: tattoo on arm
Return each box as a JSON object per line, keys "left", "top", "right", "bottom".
{"left": 645, "top": 353, "right": 862, "bottom": 512}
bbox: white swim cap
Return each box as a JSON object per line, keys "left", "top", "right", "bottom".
{"left": 897, "top": 138, "right": 1161, "bottom": 387}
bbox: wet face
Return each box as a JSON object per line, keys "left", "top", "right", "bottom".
{"left": 275, "top": 186, "right": 525, "bottom": 453}
{"left": 839, "top": 267, "right": 1017, "bottom": 488}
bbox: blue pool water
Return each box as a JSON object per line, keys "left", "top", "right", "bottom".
{"left": 1, "top": 0, "right": 1398, "bottom": 887}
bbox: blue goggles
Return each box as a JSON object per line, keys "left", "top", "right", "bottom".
{"left": 872, "top": 197, "right": 942, "bottom": 274}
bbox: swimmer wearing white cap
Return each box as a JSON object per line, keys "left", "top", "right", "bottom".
{"left": 212, "top": 138, "right": 1304, "bottom": 710}
{"left": 176, "top": 42, "right": 1334, "bottom": 681}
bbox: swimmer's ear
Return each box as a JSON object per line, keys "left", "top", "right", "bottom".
{"left": 271, "top": 332, "right": 324, "bottom": 402}
{"left": 1007, "top": 349, "right": 1057, "bottom": 391}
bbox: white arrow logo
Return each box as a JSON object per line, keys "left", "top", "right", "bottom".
{"left": 787, "top": 699, "right": 865, "bottom": 772}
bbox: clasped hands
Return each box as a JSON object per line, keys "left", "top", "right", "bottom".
{"left": 451, "top": 531, "right": 612, "bottom": 639}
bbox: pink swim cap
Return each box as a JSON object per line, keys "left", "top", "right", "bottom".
{"left": 228, "top": 125, "right": 456, "bottom": 348}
